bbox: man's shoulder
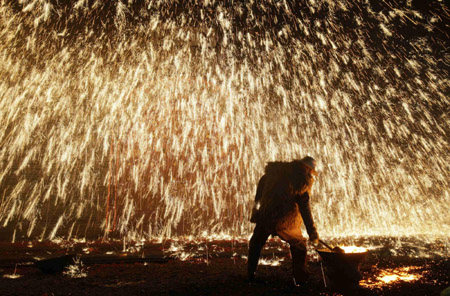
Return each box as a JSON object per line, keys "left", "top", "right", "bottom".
{"left": 264, "top": 161, "right": 291, "bottom": 176}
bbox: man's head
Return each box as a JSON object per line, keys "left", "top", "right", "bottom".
{"left": 300, "top": 156, "right": 318, "bottom": 176}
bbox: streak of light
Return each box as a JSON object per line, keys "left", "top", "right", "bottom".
{"left": 0, "top": 1, "right": 448, "bottom": 244}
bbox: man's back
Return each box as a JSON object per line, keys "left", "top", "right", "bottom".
{"left": 256, "top": 161, "right": 313, "bottom": 230}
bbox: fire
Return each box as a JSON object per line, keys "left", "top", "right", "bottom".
{"left": 378, "top": 266, "right": 421, "bottom": 284}
{"left": 360, "top": 266, "right": 423, "bottom": 288}
{"left": 341, "top": 246, "right": 367, "bottom": 253}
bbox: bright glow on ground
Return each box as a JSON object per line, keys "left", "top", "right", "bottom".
{"left": 360, "top": 266, "right": 424, "bottom": 288}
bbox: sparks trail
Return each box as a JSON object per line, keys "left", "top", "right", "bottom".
{"left": 0, "top": 0, "right": 449, "bottom": 242}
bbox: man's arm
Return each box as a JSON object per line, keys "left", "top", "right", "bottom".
{"left": 255, "top": 174, "right": 267, "bottom": 202}
{"left": 297, "top": 192, "right": 319, "bottom": 242}
{"left": 250, "top": 175, "right": 266, "bottom": 223}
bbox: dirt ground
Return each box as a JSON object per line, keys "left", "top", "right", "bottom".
{"left": 0, "top": 237, "right": 449, "bottom": 296}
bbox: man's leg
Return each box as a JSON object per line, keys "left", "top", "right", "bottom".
{"left": 290, "top": 240, "right": 309, "bottom": 284}
{"left": 277, "top": 223, "right": 309, "bottom": 284}
{"left": 248, "top": 224, "right": 270, "bottom": 281}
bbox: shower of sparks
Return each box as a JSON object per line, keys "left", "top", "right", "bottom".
{"left": 0, "top": 1, "right": 449, "bottom": 243}
{"left": 165, "top": 241, "right": 210, "bottom": 262}
{"left": 259, "top": 256, "right": 284, "bottom": 267}
{"left": 62, "top": 256, "right": 87, "bottom": 278}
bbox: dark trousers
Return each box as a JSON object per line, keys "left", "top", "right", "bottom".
{"left": 248, "top": 223, "right": 308, "bottom": 282}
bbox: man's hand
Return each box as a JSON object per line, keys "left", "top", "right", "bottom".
{"left": 309, "top": 233, "right": 319, "bottom": 247}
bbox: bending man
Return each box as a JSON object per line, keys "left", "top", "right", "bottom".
{"left": 248, "top": 156, "right": 319, "bottom": 284}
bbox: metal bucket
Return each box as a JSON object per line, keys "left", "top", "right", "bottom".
{"left": 317, "top": 248, "right": 367, "bottom": 288}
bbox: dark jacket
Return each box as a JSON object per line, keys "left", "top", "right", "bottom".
{"left": 250, "top": 160, "right": 318, "bottom": 239}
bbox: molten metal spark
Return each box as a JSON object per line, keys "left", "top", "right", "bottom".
{"left": 0, "top": 1, "right": 449, "bottom": 244}
{"left": 2, "top": 264, "right": 22, "bottom": 279}
{"left": 2, "top": 274, "right": 23, "bottom": 279}
{"left": 259, "top": 257, "right": 284, "bottom": 267}
{"left": 62, "top": 256, "right": 87, "bottom": 278}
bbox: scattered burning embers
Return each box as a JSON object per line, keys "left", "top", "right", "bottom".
{"left": 360, "top": 266, "right": 425, "bottom": 289}
{"left": 62, "top": 256, "right": 87, "bottom": 279}
{"left": 259, "top": 256, "right": 285, "bottom": 267}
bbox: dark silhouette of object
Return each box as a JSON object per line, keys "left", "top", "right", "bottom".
{"left": 319, "top": 239, "right": 345, "bottom": 253}
{"left": 34, "top": 255, "right": 75, "bottom": 274}
{"left": 317, "top": 249, "right": 367, "bottom": 290}
{"left": 248, "top": 156, "right": 319, "bottom": 284}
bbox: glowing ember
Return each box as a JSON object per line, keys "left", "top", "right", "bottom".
{"left": 2, "top": 265, "right": 22, "bottom": 279}
{"left": 378, "top": 267, "right": 421, "bottom": 284}
{"left": 2, "top": 274, "right": 23, "bottom": 279}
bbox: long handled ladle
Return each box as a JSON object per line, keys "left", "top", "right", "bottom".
{"left": 319, "top": 239, "right": 345, "bottom": 253}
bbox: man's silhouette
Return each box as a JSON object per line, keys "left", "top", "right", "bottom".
{"left": 248, "top": 156, "right": 319, "bottom": 284}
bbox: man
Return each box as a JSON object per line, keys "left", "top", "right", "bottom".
{"left": 248, "top": 156, "right": 319, "bottom": 284}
